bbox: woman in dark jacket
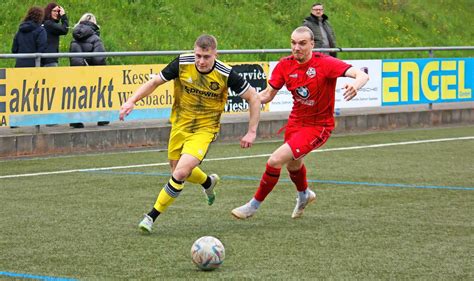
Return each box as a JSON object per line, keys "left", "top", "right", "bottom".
{"left": 69, "top": 13, "right": 108, "bottom": 128}
{"left": 42, "top": 2, "right": 69, "bottom": 67}
{"left": 12, "top": 6, "right": 47, "bottom": 67}
{"left": 69, "top": 13, "right": 106, "bottom": 66}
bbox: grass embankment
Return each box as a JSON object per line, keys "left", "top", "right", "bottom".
{"left": 1, "top": 0, "right": 473, "bottom": 67}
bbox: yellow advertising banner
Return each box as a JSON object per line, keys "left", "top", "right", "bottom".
{"left": 0, "top": 64, "right": 172, "bottom": 126}
{"left": 0, "top": 62, "right": 269, "bottom": 127}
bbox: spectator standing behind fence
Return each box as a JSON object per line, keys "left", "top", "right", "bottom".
{"left": 12, "top": 6, "right": 47, "bottom": 68}
{"left": 42, "top": 2, "right": 69, "bottom": 67}
{"left": 303, "top": 3, "right": 337, "bottom": 57}
{"left": 69, "top": 13, "right": 109, "bottom": 128}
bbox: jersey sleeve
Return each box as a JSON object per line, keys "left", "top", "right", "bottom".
{"left": 159, "top": 56, "right": 180, "bottom": 81}
{"left": 324, "top": 56, "right": 352, "bottom": 78}
{"left": 227, "top": 69, "right": 251, "bottom": 96}
{"left": 268, "top": 61, "right": 286, "bottom": 90}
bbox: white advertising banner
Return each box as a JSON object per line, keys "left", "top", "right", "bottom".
{"left": 335, "top": 59, "right": 382, "bottom": 108}
{"left": 267, "top": 59, "right": 382, "bottom": 112}
{"left": 267, "top": 61, "right": 293, "bottom": 112}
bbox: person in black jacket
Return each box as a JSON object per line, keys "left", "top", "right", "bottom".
{"left": 302, "top": 3, "right": 338, "bottom": 57}
{"left": 12, "top": 6, "right": 47, "bottom": 67}
{"left": 69, "top": 13, "right": 108, "bottom": 128}
{"left": 42, "top": 2, "right": 69, "bottom": 67}
{"left": 69, "top": 13, "right": 106, "bottom": 66}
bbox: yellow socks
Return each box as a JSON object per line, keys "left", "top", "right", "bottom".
{"left": 186, "top": 167, "right": 207, "bottom": 185}
{"left": 153, "top": 177, "right": 184, "bottom": 213}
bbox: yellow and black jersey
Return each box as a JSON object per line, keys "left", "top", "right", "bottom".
{"left": 159, "top": 54, "right": 250, "bottom": 133}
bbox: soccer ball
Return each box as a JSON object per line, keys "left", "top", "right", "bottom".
{"left": 191, "top": 236, "right": 225, "bottom": 271}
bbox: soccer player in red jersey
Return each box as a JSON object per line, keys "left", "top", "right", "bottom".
{"left": 232, "top": 26, "right": 369, "bottom": 219}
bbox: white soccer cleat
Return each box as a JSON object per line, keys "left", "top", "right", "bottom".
{"left": 138, "top": 214, "right": 154, "bottom": 233}
{"left": 231, "top": 202, "right": 257, "bottom": 219}
{"left": 291, "top": 189, "right": 316, "bottom": 219}
{"left": 204, "top": 174, "right": 220, "bottom": 206}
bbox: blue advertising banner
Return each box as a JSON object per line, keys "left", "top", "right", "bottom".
{"left": 382, "top": 58, "right": 473, "bottom": 105}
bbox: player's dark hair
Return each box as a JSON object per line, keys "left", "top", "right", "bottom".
{"left": 23, "top": 6, "right": 44, "bottom": 24}
{"left": 312, "top": 3, "right": 323, "bottom": 8}
{"left": 195, "top": 34, "right": 217, "bottom": 50}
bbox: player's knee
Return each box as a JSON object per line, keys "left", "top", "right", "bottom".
{"left": 287, "top": 159, "right": 304, "bottom": 171}
{"left": 286, "top": 163, "right": 301, "bottom": 172}
{"left": 172, "top": 168, "right": 191, "bottom": 182}
{"left": 267, "top": 156, "right": 285, "bottom": 168}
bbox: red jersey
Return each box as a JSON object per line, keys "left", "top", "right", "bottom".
{"left": 269, "top": 52, "right": 351, "bottom": 128}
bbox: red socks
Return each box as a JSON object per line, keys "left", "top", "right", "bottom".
{"left": 254, "top": 163, "right": 281, "bottom": 202}
{"left": 289, "top": 164, "right": 308, "bottom": 192}
{"left": 253, "top": 164, "right": 308, "bottom": 201}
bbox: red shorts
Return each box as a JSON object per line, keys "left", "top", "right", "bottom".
{"left": 283, "top": 126, "right": 332, "bottom": 159}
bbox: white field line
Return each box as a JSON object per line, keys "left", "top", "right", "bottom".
{"left": 0, "top": 148, "right": 168, "bottom": 162}
{"left": 0, "top": 136, "right": 473, "bottom": 180}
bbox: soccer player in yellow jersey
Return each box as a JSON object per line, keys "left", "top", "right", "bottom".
{"left": 119, "top": 34, "right": 261, "bottom": 233}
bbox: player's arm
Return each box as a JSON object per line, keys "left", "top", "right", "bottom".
{"left": 119, "top": 75, "right": 166, "bottom": 120}
{"left": 228, "top": 68, "right": 261, "bottom": 148}
{"left": 258, "top": 85, "right": 279, "bottom": 104}
{"left": 342, "top": 67, "right": 369, "bottom": 101}
{"left": 240, "top": 86, "right": 260, "bottom": 148}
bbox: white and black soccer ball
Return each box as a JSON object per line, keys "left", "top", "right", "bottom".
{"left": 191, "top": 236, "right": 225, "bottom": 271}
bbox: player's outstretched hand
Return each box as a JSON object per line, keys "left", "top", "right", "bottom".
{"left": 240, "top": 131, "right": 256, "bottom": 148}
{"left": 119, "top": 101, "right": 135, "bottom": 121}
{"left": 342, "top": 84, "right": 358, "bottom": 101}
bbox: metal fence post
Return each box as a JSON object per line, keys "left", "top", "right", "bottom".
{"left": 35, "top": 54, "right": 41, "bottom": 67}
{"left": 428, "top": 49, "right": 434, "bottom": 110}
{"left": 35, "top": 54, "right": 41, "bottom": 133}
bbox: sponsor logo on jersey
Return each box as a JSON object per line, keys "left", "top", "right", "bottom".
{"left": 184, "top": 85, "right": 219, "bottom": 98}
{"left": 209, "top": 82, "right": 220, "bottom": 91}
{"left": 289, "top": 73, "right": 298, "bottom": 78}
{"left": 296, "top": 86, "right": 310, "bottom": 99}
{"left": 306, "top": 67, "right": 316, "bottom": 78}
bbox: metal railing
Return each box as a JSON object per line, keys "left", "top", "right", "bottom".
{"left": 1, "top": 46, "right": 473, "bottom": 132}
{"left": 2, "top": 46, "right": 474, "bottom": 67}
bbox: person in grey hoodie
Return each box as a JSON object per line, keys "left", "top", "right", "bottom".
{"left": 69, "top": 13, "right": 108, "bottom": 128}
{"left": 302, "top": 3, "right": 338, "bottom": 57}
{"left": 12, "top": 6, "right": 47, "bottom": 67}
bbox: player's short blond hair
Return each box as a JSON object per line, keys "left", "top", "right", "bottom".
{"left": 194, "top": 34, "right": 217, "bottom": 51}
{"left": 293, "top": 26, "right": 314, "bottom": 41}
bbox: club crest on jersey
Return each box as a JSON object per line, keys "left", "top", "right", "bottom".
{"left": 296, "top": 86, "right": 310, "bottom": 99}
{"left": 209, "top": 82, "right": 220, "bottom": 91}
{"left": 306, "top": 67, "right": 316, "bottom": 78}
